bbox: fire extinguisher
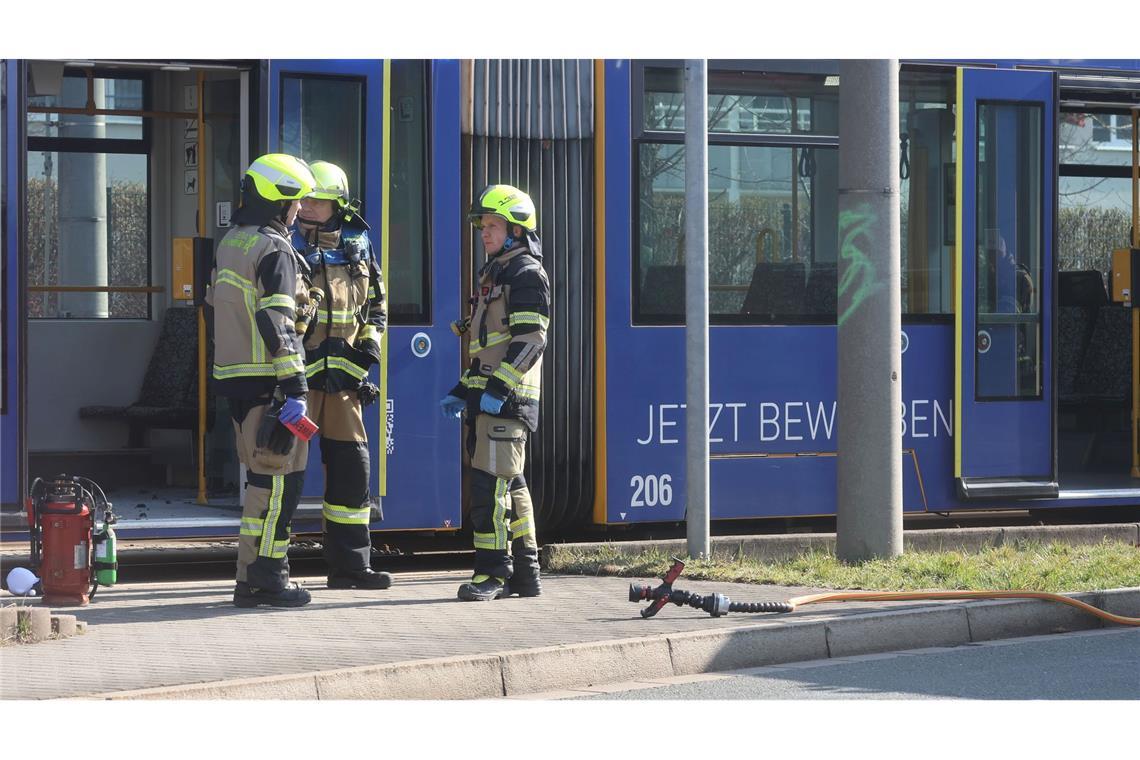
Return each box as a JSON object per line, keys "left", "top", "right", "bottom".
{"left": 28, "top": 475, "right": 116, "bottom": 606}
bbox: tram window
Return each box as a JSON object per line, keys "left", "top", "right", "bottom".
{"left": 636, "top": 142, "right": 839, "bottom": 324}
{"left": 1058, "top": 110, "right": 1136, "bottom": 281}
{"left": 26, "top": 152, "right": 150, "bottom": 319}
{"left": 388, "top": 60, "right": 430, "bottom": 324}
{"left": 642, "top": 67, "right": 838, "bottom": 136}
{"left": 26, "top": 72, "right": 151, "bottom": 320}
{"left": 974, "top": 101, "right": 1044, "bottom": 400}
{"left": 899, "top": 68, "right": 955, "bottom": 316}
{"left": 279, "top": 75, "right": 364, "bottom": 208}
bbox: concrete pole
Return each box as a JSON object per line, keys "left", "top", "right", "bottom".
{"left": 836, "top": 60, "right": 902, "bottom": 562}
{"left": 58, "top": 76, "right": 109, "bottom": 318}
{"left": 684, "top": 59, "right": 710, "bottom": 560}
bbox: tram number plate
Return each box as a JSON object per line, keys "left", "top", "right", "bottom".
{"left": 630, "top": 474, "right": 673, "bottom": 507}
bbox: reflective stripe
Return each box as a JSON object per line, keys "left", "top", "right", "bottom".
{"left": 470, "top": 331, "right": 511, "bottom": 352}
{"left": 323, "top": 501, "right": 371, "bottom": 526}
{"left": 258, "top": 294, "right": 296, "bottom": 311}
{"left": 508, "top": 311, "right": 549, "bottom": 329}
{"left": 492, "top": 362, "right": 523, "bottom": 390}
{"left": 268, "top": 539, "right": 289, "bottom": 559}
{"left": 473, "top": 532, "right": 499, "bottom": 550}
{"left": 461, "top": 374, "right": 488, "bottom": 389}
{"left": 494, "top": 478, "right": 510, "bottom": 550}
{"left": 305, "top": 356, "right": 369, "bottom": 380}
{"left": 509, "top": 516, "right": 533, "bottom": 538}
{"left": 514, "top": 383, "right": 541, "bottom": 400}
{"left": 216, "top": 268, "right": 262, "bottom": 363}
{"left": 213, "top": 362, "right": 275, "bottom": 379}
{"left": 259, "top": 476, "right": 284, "bottom": 558}
{"left": 273, "top": 354, "right": 305, "bottom": 379}
{"left": 368, "top": 287, "right": 377, "bottom": 299}
{"left": 240, "top": 517, "right": 264, "bottom": 537}
{"left": 358, "top": 324, "right": 380, "bottom": 343}
{"left": 317, "top": 309, "right": 359, "bottom": 325}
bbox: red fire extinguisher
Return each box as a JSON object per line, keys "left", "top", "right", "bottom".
{"left": 28, "top": 475, "right": 116, "bottom": 607}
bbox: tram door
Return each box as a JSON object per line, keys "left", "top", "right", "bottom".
{"left": 268, "top": 60, "right": 462, "bottom": 531}
{"left": 955, "top": 67, "right": 1058, "bottom": 499}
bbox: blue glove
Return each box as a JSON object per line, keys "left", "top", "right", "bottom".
{"left": 439, "top": 394, "right": 465, "bottom": 419}
{"left": 279, "top": 396, "right": 307, "bottom": 425}
{"left": 479, "top": 391, "right": 506, "bottom": 415}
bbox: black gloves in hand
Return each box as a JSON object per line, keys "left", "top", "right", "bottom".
{"left": 255, "top": 402, "right": 297, "bottom": 456}
{"left": 357, "top": 381, "right": 380, "bottom": 407}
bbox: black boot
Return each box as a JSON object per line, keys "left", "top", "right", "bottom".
{"left": 327, "top": 568, "right": 393, "bottom": 590}
{"left": 233, "top": 581, "right": 312, "bottom": 608}
{"left": 505, "top": 573, "right": 542, "bottom": 598}
{"left": 457, "top": 574, "right": 505, "bottom": 601}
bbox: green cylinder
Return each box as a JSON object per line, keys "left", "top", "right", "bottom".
{"left": 94, "top": 523, "right": 117, "bottom": 586}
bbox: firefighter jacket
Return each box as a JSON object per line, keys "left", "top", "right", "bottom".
{"left": 292, "top": 222, "right": 386, "bottom": 394}
{"left": 205, "top": 219, "right": 309, "bottom": 400}
{"left": 448, "top": 241, "right": 550, "bottom": 432}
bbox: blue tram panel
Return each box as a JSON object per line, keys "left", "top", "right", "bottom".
{"left": 604, "top": 324, "right": 958, "bottom": 523}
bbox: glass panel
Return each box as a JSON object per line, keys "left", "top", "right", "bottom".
{"left": 27, "top": 75, "right": 144, "bottom": 140}
{"left": 643, "top": 67, "right": 838, "bottom": 135}
{"left": 1058, "top": 176, "right": 1132, "bottom": 278}
{"left": 389, "top": 60, "right": 430, "bottom": 323}
{"left": 975, "top": 102, "right": 1042, "bottom": 399}
{"left": 205, "top": 78, "right": 242, "bottom": 249}
{"left": 899, "top": 69, "right": 956, "bottom": 315}
{"left": 26, "top": 151, "right": 149, "bottom": 319}
{"left": 279, "top": 75, "right": 363, "bottom": 205}
{"left": 637, "top": 142, "right": 838, "bottom": 322}
{"left": 1060, "top": 111, "right": 1136, "bottom": 167}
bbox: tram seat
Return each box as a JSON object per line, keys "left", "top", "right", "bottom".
{"left": 805, "top": 263, "right": 838, "bottom": 316}
{"left": 641, "top": 264, "right": 686, "bottom": 317}
{"left": 1072, "top": 304, "right": 1132, "bottom": 405}
{"left": 79, "top": 307, "right": 213, "bottom": 448}
{"left": 1058, "top": 269, "right": 1108, "bottom": 308}
{"left": 742, "top": 262, "right": 806, "bottom": 318}
{"left": 1057, "top": 270, "right": 1110, "bottom": 405}
{"left": 1058, "top": 306, "right": 1095, "bottom": 399}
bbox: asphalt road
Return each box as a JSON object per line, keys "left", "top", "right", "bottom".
{"left": 570, "top": 627, "right": 1140, "bottom": 700}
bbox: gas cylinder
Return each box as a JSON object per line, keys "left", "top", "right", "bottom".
{"left": 93, "top": 509, "right": 118, "bottom": 587}
{"left": 35, "top": 477, "right": 94, "bottom": 606}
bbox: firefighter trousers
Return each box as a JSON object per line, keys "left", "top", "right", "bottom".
{"left": 308, "top": 389, "right": 373, "bottom": 574}
{"left": 232, "top": 400, "right": 309, "bottom": 592}
{"left": 466, "top": 413, "right": 539, "bottom": 582}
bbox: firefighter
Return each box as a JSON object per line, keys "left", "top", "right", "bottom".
{"left": 292, "top": 161, "right": 393, "bottom": 590}
{"left": 440, "top": 184, "right": 550, "bottom": 601}
{"left": 204, "top": 153, "right": 316, "bottom": 608}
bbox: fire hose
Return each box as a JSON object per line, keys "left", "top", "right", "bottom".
{"left": 630, "top": 557, "right": 1140, "bottom": 626}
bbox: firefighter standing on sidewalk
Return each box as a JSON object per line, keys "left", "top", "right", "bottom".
{"left": 440, "top": 184, "right": 550, "bottom": 601}
{"left": 292, "top": 161, "right": 393, "bottom": 590}
{"left": 205, "top": 153, "right": 316, "bottom": 608}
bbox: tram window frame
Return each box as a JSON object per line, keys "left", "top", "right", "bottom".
{"left": 1058, "top": 106, "right": 1135, "bottom": 281}
{"left": 26, "top": 69, "right": 153, "bottom": 321}
{"left": 2, "top": 59, "right": 7, "bottom": 411}
{"left": 388, "top": 60, "right": 432, "bottom": 325}
{"left": 632, "top": 61, "right": 841, "bottom": 327}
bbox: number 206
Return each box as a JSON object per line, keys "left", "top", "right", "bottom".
{"left": 630, "top": 474, "right": 673, "bottom": 507}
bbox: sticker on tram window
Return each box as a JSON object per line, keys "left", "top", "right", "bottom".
{"left": 630, "top": 474, "right": 673, "bottom": 507}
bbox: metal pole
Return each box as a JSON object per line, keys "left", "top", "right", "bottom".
{"left": 684, "top": 59, "right": 710, "bottom": 560}
{"left": 836, "top": 60, "right": 902, "bottom": 562}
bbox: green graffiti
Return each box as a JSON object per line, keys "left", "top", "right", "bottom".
{"left": 837, "top": 204, "right": 884, "bottom": 327}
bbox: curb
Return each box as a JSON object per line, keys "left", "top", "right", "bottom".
{"left": 89, "top": 587, "right": 1139, "bottom": 700}
{"left": 540, "top": 523, "right": 1140, "bottom": 567}
{"left": 2, "top": 606, "right": 87, "bottom": 644}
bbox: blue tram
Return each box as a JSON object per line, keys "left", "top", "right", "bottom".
{"left": 1, "top": 58, "right": 1138, "bottom": 540}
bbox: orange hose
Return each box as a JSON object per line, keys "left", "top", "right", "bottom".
{"left": 785, "top": 590, "right": 1140, "bottom": 627}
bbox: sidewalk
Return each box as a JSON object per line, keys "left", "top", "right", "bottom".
{"left": 3, "top": 564, "right": 1137, "bottom": 700}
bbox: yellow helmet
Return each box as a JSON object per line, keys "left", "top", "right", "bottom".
{"left": 468, "top": 184, "right": 537, "bottom": 232}
{"left": 243, "top": 153, "right": 316, "bottom": 203}
{"left": 308, "top": 161, "right": 351, "bottom": 208}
